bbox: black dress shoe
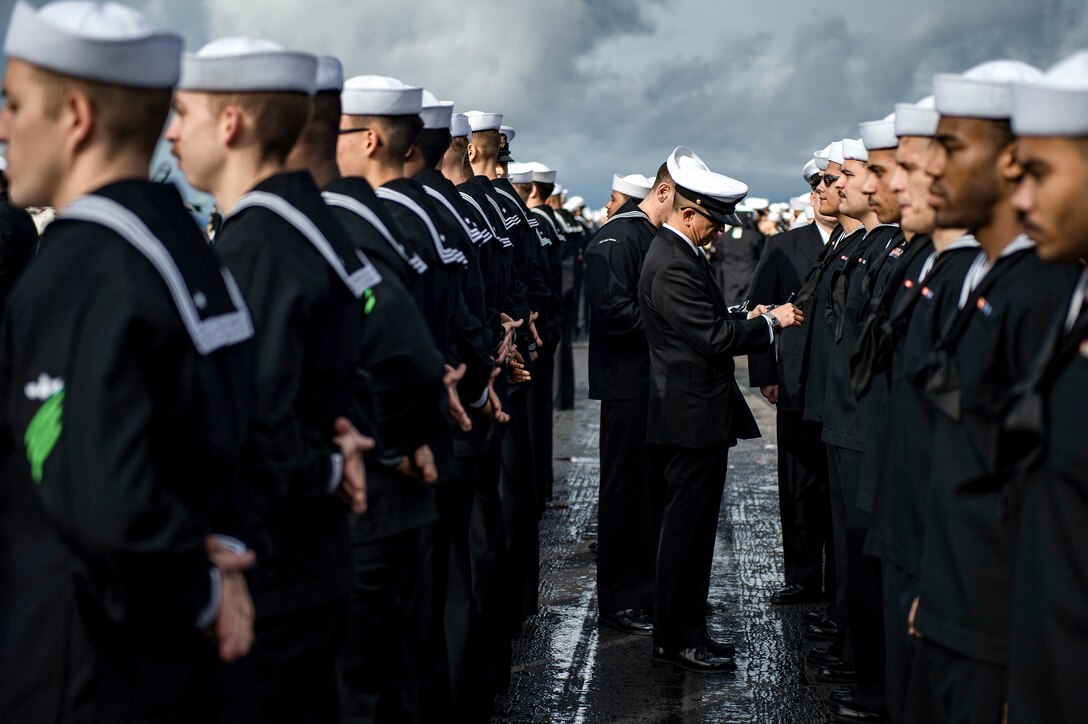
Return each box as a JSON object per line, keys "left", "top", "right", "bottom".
{"left": 804, "top": 608, "right": 831, "bottom": 626}
{"left": 828, "top": 687, "right": 855, "bottom": 705}
{"left": 599, "top": 609, "right": 654, "bottom": 635}
{"left": 804, "top": 621, "right": 839, "bottom": 640}
{"left": 806, "top": 648, "right": 845, "bottom": 667}
{"left": 832, "top": 703, "right": 885, "bottom": 722}
{"left": 771, "top": 584, "right": 817, "bottom": 605}
{"left": 815, "top": 664, "right": 856, "bottom": 683}
{"left": 652, "top": 645, "right": 736, "bottom": 673}
{"left": 703, "top": 637, "right": 735, "bottom": 658}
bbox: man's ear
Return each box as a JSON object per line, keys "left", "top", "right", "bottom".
{"left": 467, "top": 142, "right": 479, "bottom": 163}
{"left": 61, "top": 88, "right": 95, "bottom": 155}
{"left": 998, "top": 141, "right": 1022, "bottom": 183}
{"left": 218, "top": 104, "right": 242, "bottom": 147}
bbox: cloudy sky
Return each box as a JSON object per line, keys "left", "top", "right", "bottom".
{"left": 2, "top": 0, "right": 1087, "bottom": 207}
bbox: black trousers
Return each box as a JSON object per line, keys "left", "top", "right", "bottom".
{"left": 226, "top": 596, "right": 348, "bottom": 724}
{"left": 883, "top": 561, "right": 918, "bottom": 724}
{"left": 776, "top": 411, "right": 829, "bottom": 592}
{"left": 499, "top": 389, "right": 539, "bottom": 626}
{"left": 338, "top": 530, "right": 428, "bottom": 724}
{"left": 907, "top": 639, "right": 1005, "bottom": 724}
{"left": 826, "top": 443, "right": 852, "bottom": 660}
{"left": 652, "top": 444, "right": 730, "bottom": 651}
{"left": 597, "top": 398, "right": 664, "bottom": 615}
{"left": 528, "top": 344, "right": 557, "bottom": 510}
{"left": 556, "top": 293, "right": 576, "bottom": 409}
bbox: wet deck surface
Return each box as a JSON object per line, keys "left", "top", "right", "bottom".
{"left": 494, "top": 341, "right": 834, "bottom": 723}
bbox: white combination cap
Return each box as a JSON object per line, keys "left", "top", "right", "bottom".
{"left": 612, "top": 173, "right": 653, "bottom": 199}
{"left": 3, "top": 0, "right": 181, "bottom": 89}
{"left": 523, "top": 161, "right": 557, "bottom": 184}
{"left": 499, "top": 125, "right": 516, "bottom": 143}
{"left": 667, "top": 146, "right": 748, "bottom": 225}
{"left": 180, "top": 37, "right": 316, "bottom": 94}
{"left": 315, "top": 55, "right": 343, "bottom": 93}
{"left": 341, "top": 75, "right": 422, "bottom": 116}
{"left": 933, "top": 59, "right": 1043, "bottom": 119}
{"left": 895, "top": 96, "right": 939, "bottom": 137}
{"left": 802, "top": 159, "right": 820, "bottom": 182}
{"left": 564, "top": 195, "right": 585, "bottom": 212}
{"left": 505, "top": 162, "right": 533, "bottom": 184}
{"left": 860, "top": 113, "right": 898, "bottom": 151}
{"left": 842, "top": 137, "right": 869, "bottom": 162}
{"left": 450, "top": 113, "right": 471, "bottom": 138}
{"left": 1012, "top": 50, "right": 1088, "bottom": 136}
{"left": 420, "top": 89, "right": 453, "bottom": 130}
{"left": 464, "top": 111, "right": 503, "bottom": 132}
{"left": 813, "top": 141, "right": 845, "bottom": 170}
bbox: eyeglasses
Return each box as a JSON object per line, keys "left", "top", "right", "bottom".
{"left": 807, "top": 177, "right": 822, "bottom": 190}
{"left": 821, "top": 174, "right": 840, "bottom": 187}
{"left": 684, "top": 205, "right": 724, "bottom": 230}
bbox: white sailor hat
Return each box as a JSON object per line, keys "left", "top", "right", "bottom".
{"left": 341, "top": 75, "right": 422, "bottom": 116}
{"left": 499, "top": 125, "right": 516, "bottom": 144}
{"left": 420, "top": 89, "right": 453, "bottom": 130}
{"left": 524, "top": 161, "right": 557, "bottom": 184}
{"left": 802, "top": 159, "right": 820, "bottom": 183}
{"left": 842, "top": 137, "right": 869, "bottom": 162}
{"left": 180, "top": 37, "right": 316, "bottom": 94}
{"left": 895, "top": 96, "right": 939, "bottom": 137}
{"left": 933, "top": 59, "right": 1043, "bottom": 120}
{"left": 813, "top": 141, "right": 845, "bottom": 170}
{"left": 667, "top": 146, "right": 748, "bottom": 226}
{"left": 564, "top": 195, "right": 585, "bottom": 212}
{"left": 747, "top": 197, "right": 769, "bottom": 211}
{"left": 1012, "top": 50, "right": 1088, "bottom": 136}
{"left": 464, "top": 111, "right": 503, "bottom": 132}
{"left": 612, "top": 173, "right": 653, "bottom": 199}
{"left": 451, "top": 113, "right": 471, "bottom": 139}
{"left": 0, "top": 156, "right": 7, "bottom": 173}
{"left": 860, "top": 113, "right": 898, "bottom": 150}
{"left": 505, "top": 162, "right": 533, "bottom": 184}
{"left": 497, "top": 124, "right": 516, "bottom": 162}
{"left": 551, "top": 184, "right": 564, "bottom": 199}
{"left": 315, "top": 55, "right": 343, "bottom": 93}
{"left": 3, "top": 0, "right": 181, "bottom": 89}
{"left": 791, "top": 194, "right": 809, "bottom": 212}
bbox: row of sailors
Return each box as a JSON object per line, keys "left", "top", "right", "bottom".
{"left": 0, "top": 1, "right": 591, "bottom": 723}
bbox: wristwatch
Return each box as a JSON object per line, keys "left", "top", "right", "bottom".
{"left": 763, "top": 312, "right": 781, "bottom": 332}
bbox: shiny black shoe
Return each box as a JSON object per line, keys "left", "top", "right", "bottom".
{"left": 814, "top": 663, "right": 857, "bottom": 683}
{"left": 806, "top": 648, "right": 845, "bottom": 667}
{"left": 832, "top": 703, "right": 885, "bottom": 722}
{"left": 651, "top": 645, "right": 736, "bottom": 673}
{"left": 703, "top": 636, "right": 735, "bottom": 658}
{"left": 803, "top": 608, "right": 831, "bottom": 626}
{"left": 828, "top": 687, "right": 855, "bottom": 706}
{"left": 804, "top": 621, "right": 839, "bottom": 641}
{"left": 771, "top": 584, "right": 818, "bottom": 605}
{"left": 599, "top": 609, "right": 654, "bottom": 636}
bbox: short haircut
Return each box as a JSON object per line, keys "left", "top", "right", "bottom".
{"left": 652, "top": 162, "right": 672, "bottom": 189}
{"left": 343, "top": 114, "right": 424, "bottom": 163}
{"left": 303, "top": 90, "right": 342, "bottom": 161}
{"left": 31, "top": 64, "right": 171, "bottom": 159}
{"left": 533, "top": 181, "right": 555, "bottom": 199}
{"left": 415, "top": 128, "right": 452, "bottom": 168}
{"left": 208, "top": 91, "right": 312, "bottom": 163}
{"left": 448, "top": 136, "right": 468, "bottom": 155}
{"left": 470, "top": 129, "right": 499, "bottom": 160}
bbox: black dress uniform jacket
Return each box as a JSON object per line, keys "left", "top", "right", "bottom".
{"left": 747, "top": 222, "right": 825, "bottom": 409}
{"left": 215, "top": 171, "right": 368, "bottom": 618}
{"left": 914, "top": 244, "right": 1080, "bottom": 666}
{"left": 639, "top": 227, "right": 772, "bottom": 449}
{"left": 585, "top": 199, "right": 657, "bottom": 400}
{"left": 0, "top": 180, "right": 254, "bottom": 722}
{"left": 0, "top": 199, "right": 37, "bottom": 314}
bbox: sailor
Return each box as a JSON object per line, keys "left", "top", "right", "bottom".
{"left": 0, "top": 3, "right": 256, "bottom": 719}
{"left": 1005, "top": 48, "right": 1088, "bottom": 724}
{"left": 0, "top": 154, "right": 37, "bottom": 311}
{"left": 606, "top": 173, "right": 654, "bottom": 218}
{"left": 169, "top": 36, "right": 375, "bottom": 722}
{"left": 639, "top": 147, "right": 802, "bottom": 672}
{"left": 584, "top": 161, "right": 674, "bottom": 636}
{"left": 909, "top": 60, "right": 1079, "bottom": 723}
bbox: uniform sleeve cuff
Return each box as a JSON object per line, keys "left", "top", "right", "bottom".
{"left": 327, "top": 452, "right": 344, "bottom": 494}
{"left": 194, "top": 567, "right": 221, "bottom": 630}
{"left": 760, "top": 314, "right": 775, "bottom": 343}
{"left": 468, "top": 388, "right": 489, "bottom": 408}
{"left": 209, "top": 534, "right": 248, "bottom": 555}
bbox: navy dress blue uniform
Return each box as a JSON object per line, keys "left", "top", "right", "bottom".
{"left": 0, "top": 181, "right": 254, "bottom": 723}
{"left": 747, "top": 222, "right": 830, "bottom": 598}
{"left": 639, "top": 226, "right": 772, "bottom": 652}
{"left": 584, "top": 198, "right": 663, "bottom": 618}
